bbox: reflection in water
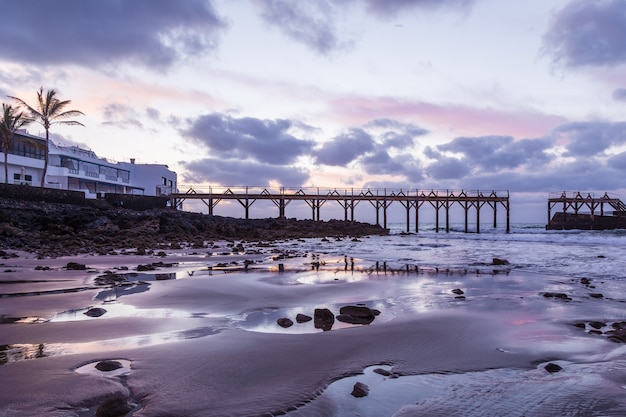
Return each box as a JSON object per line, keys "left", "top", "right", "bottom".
{"left": 237, "top": 302, "right": 393, "bottom": 334}
{"left": 0, "top": 343, "right": 45, "bottom": 364}
{"left": 0, "top": 326, "right": 220, "bottom": 365}
{"left": 288, "top": 361, "right": 626, "bottom": 417}
{"left": 51, "top": 302, "right": 191, "bottom": 322}
{"left": 74, "top": 359, "right": 132, "bottom": 377}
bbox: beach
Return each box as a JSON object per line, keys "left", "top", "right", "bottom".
{"left": 2, "top": 228, "right": 626, "bottom": 416}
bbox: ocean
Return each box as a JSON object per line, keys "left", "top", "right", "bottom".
{"left": 303, "top": 222, "right": 626, "bottom": 281}
{"left": 4, "top": 222, "right": 626, "bottom": 416}
{"left": 277, "top": 223, "right": 626, "bottom": 416}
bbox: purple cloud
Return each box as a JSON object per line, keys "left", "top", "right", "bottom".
{"left": 553, "top": 121, "right": 626, "bottom": 157}
{"left": 256, "top": 0, "right": 474, "bottom": 54}
{"left": 362, "top": 0, "right": 475, "bottom": 18}
{"left": 436, "top": 135, "right": 554, "bottom": 171}
{"left": 612, "top": 88, "right": 626, "bottom": 102}
{"left": 181, "top": 158, "right": 309, "bottom": 186}
{"left": 257, "top": 0, "right": 348, "bottom": 54}
{"left": 183, "top": 113, "right": 314, "bottom": 165}
{"left": 0, "top": 0, "right": 227, "bottom": 70}
{"left": 314, "top": 128, "right": 375, "bottom": 166}
{"left": 543, "top": 0, "right": 626, "bottom": 68}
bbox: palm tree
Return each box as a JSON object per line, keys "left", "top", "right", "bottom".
{"left": 0, "top": 103, "right": 32, "bottom": 184}
{"left": 9, "top": 87, "right": 84, "bottom": 188}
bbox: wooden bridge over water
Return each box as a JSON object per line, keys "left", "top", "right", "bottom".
{"left": 170, "top": 187, "right": 510, "bottom": 233}
{"left": 547, "top": 191, "right": 626, "bottom": 230}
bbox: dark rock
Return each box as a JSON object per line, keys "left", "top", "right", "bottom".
{"left": 337, "top": 305, "right": 376, "bottom": 325}
{"left": 34, "top": 265, "right": 51, "bottom": 271}
{"left": 65, "top": 262, "right": 87, "bottom": 270}
{"left": 136, "top": 264, "right": 157, "bottom": 271}
{"left": 373, "top": 368, "right": 393, "bottom": 377}
{"left": 295, "top": 313, "right": 312, "bottom": 323}
{"left": 337, "top": 314, "right": 374, "bottom": 325}
{"left": 542, "top": 292, "right": 572, "bottom": 301}
{"left": 574, "top": 322, "right": 586, "bottom": 329}
{"left": 607, "top": 328, "right": 626, "bottom": 343}
{"left": 276, "top": 318, "right": 294, "bottom": 328}
{"left": 314, "top": 308, "right": 335, "bottom": 331}
{"left": 580, "top": 277, "right": 590, "bottom": 285}
{"left": 0, "top": 197, "right": 388, "bottom": 258}
{"left": 544, "top": 363, "right": 562, "bottom": 373}
{"left": 95, "top": 360, "right": 123, "bottom": 372}
{"left": 589, "top": 321, "right": 606, "bottom": 329}
{"left": 351, "top": 381, "right": 369, "bottom": 398}
{"left": 84, "top": 308, "right": 107, "bottom": 317}
{"left": 95, "top": 394, "right": 135, "bottom": 417}
{"left": 339, "top": 305, "right": 376, "bottom": 319}
{"left": 492, "top": 258, "right": 509, "bottom": 265}
{"left": 589, "top": 293, "right": 604, "bottom": 299}
{"left": 452, "top": 288, "right": 464, "bottom": 295}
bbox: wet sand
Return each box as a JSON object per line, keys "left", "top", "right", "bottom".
{"left": 1, "top": 241, "right": 626, "bottom": 416}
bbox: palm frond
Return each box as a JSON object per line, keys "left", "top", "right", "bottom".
{"left": 56, "top": 120, "right": 85, "bottom": 127}
{"left": 7, "top": 95, "right": 41, "bottom": 120}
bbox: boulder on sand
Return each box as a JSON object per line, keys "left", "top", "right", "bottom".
{"left": 336, "top": 305, "right": 377, "bottom": 325}
{"left": 314, "top": 308, "right": 335, "bottom": 331}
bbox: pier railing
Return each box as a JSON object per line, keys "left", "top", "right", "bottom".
{"left": 170, "top": 186, "right": 510, "bottom": 233}
{"left": 547, "top": 191, "right": 626, "bottom": 229}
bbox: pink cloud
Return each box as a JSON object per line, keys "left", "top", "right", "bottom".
{"left": 327, "top": 96, "right": 568, "bottom": 138}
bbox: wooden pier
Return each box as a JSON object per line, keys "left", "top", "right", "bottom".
{"left": 170, "top": 187, "right": 510, "bottom": 233}
{"left": 547, "top": 191, "right": 626, "bottom": 230}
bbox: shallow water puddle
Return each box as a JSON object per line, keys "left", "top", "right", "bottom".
{"left": 235, "top": 301, "right": 392, "bottom": 334}
{"left": 287, "top": 361, "right": 626, "bottom": 417}
{"left": 0, "top": 326, "right": 220, "bottom": 365}
{"left": 51, "top": 301, "right": 191, "bottom": 322}
{"left": 75, "top": 359, "right": 132, "bottom": 377}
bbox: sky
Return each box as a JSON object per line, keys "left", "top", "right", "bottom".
{"left": 2, "top": 0, "right": 626, "bottom": 223}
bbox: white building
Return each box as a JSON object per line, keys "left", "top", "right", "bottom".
{"left": 2, "top": 130, "right": 177, "bottom": 198}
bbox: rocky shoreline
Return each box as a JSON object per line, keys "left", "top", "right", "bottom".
{"left": 0, "top": 198, "right": 388, "bottom": 257}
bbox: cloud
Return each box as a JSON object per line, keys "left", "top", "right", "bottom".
{"left": 0, "top": 0, "right": 227, "bottom": 71}
{"left": 364, "top": 118, "right": 428, "bottom": 148}
{"left": 436, "top": 135, "right": 554, "bottom": 171}
{"left": 423, "top": 146, "right": 470, "bottom": 180}
{"left": 362, "top": 0, "right": 475, "bottom": 18}
{"left": 361, "top": 150, "right": 418, "bottom": 177}
{"left": 256, "top": 0, "right": 474, "bottom": 54}
{"left": 257, "top": 0, "right": 350, "bottom": 54}
{"left": 101, "top": 102, "right": 144, "bottom": 130}
{"left": 543, "top": 0, "right": 626, "bottom": 68}
{"left": 552, "top": 121, "right": 626, "bottom": 157}
{"left": 329, "top": 96, "right": 567, "bottom": 138}
{"left": 612, "top": 88, "right": 626, "bottom": 102}
{"left": 181, "top": 158, "right": 309, "bottom": 186}
{"left": 183, "top": 113, "right": 314, "bottom": 165}
{"left": 314, "top": 128, "right": 375, "bottom": 166}
{"left": 608, "top": 151, "right": 626, "bottom": 172}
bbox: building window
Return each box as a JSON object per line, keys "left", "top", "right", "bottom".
{"left": 162, "top": 177, "right": 167, "bottom": 186}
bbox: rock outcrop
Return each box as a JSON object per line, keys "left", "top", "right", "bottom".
{"left": 0, "top": 197, "right": 388, "bottom": 257}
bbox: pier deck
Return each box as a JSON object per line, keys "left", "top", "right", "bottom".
{"left": 547, "top": 191, "right": 626, "bottom": 230}
{"left": 170, "top": 187, "right": 510, "bottom": 233}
